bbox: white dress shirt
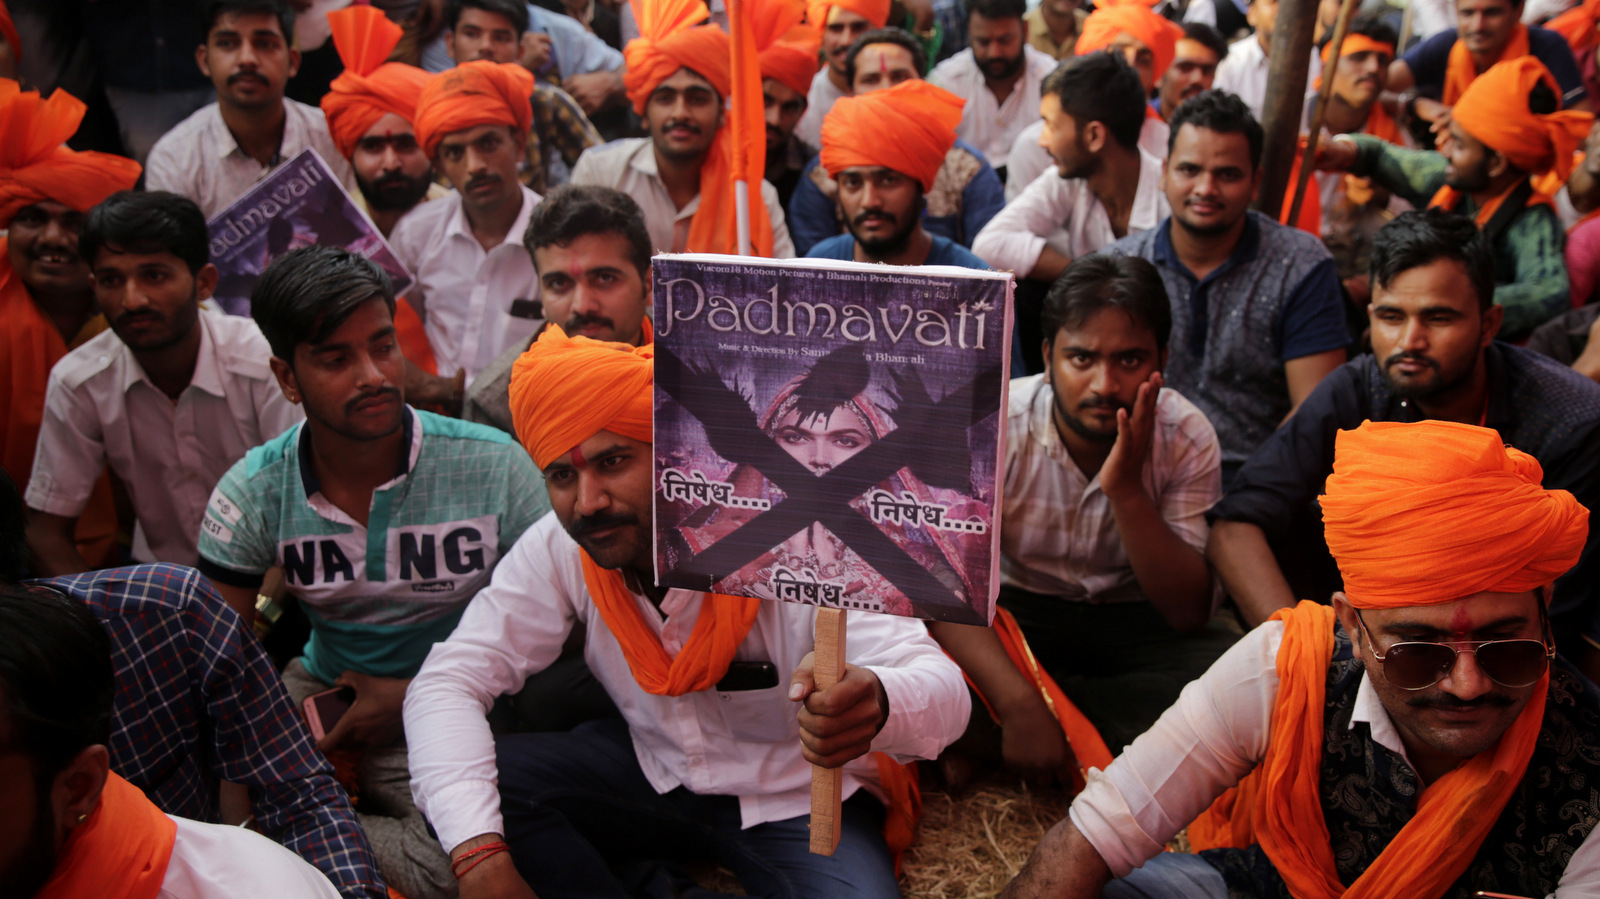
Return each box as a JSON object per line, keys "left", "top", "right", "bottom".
{"left": 388, "top": 185, "right": 544, "bottom": 383}
{"left": 1212, "top": 36, "right": 1321, "bottom": 123}
{"left": 929, "top": 45, "right": 1060, "bottom": 167}
{"left": 26, "top": 309, "right": 303, "bottom": 565}
{"left": 160, "top": 815, "right": 342, "bottom": 898}
{"left": 1069, "top": 621, "right": 1600, "bottom": 891}
{"left": 145, "top": 100, "right": 358, "bottom": 220}
{"left": 569, "top": 138, "right": 796, "bottom": 258}
{"left": 403, "top": 513, "right": 971, "bottom": 855}
{"left": 1005, "top": 117, "right": 1169, "bottom": 202}
{"left": 974, "top": 148, "right": 1169, "bottom": 275}
{"left": 795, "top": 69, "right": 849, "bottom": 155}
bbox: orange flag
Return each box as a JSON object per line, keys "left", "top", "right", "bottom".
{"left": 727, "top": 0, "right": 767, "bottom": 254}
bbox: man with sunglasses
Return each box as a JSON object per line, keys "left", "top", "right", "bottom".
{"left": 1004, "top": 418, "right": 1600, "bottom": 899}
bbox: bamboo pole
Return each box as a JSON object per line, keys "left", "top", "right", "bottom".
{"left": 1286, "top": 0, "right": 1363, "bottom": 226}
{"left": 1253, "top": 0, "right": 1322, "bottom": 218}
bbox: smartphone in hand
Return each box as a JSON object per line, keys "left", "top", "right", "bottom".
{"left": 302, "top": 686, "right": 356, "bottom": 742}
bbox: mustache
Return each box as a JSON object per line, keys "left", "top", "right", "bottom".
{"left": 113, "top": 309, "right": 164, "bottom": 329}
{"left": 1078, "top": 397, "right": 1130, "bottom": 413}
{"left": 344, "top": 387, "right": 400, "bottom": 416}
{"left": 852, "top": 209, "right": 896, "bottom": 227}
{"left": 28, "top": 242, "right": 78, "bottom": 263}
{"left": 569, "top": 511, "right": 638, "bottom": 537}
{"left": 1406, "top": 692, "right": 1516, "bottom": 710}
{"left": 228, "top": 71, "right": 266, "bottom": 85}
{"left": 662, "top": 118, "right": 703, "bottom": 135}
{"left": 374, "top": 172, "right": 423, "bottom": 190}
{"left": 465, "top": 173, "right": 502, "bottom": 191}
{"left": 1384, "top": 351, "right": 1439, "bottom": 372}
{"left": 563, "top": 311, "right": 616, "bottom": 332}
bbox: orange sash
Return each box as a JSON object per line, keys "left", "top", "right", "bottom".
{"left": 1429, "top": 177, "right": 1551, "bottom": 228}
{"left": 1444, "top": 24, "right": 1530, "bottom": 106}
{"left": 36, "top": 773, "right": 177, "bottom": 899}
{"left": 1188, "top": 600, "right": 1549, "bottom": 899}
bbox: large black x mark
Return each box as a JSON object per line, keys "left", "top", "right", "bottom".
{"left": 656, "top": 345, "right": 1001, "bottom": 621}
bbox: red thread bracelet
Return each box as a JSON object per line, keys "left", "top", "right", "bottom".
{"left": 451, "top": 841, "right": 510, "bottom": 879}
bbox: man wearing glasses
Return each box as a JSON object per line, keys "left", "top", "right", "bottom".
{"left": 1003, "top": 417, "right": 1600, "bottom": 899}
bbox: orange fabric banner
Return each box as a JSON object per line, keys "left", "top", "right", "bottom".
{"left": 727, "top": 0, "right": 768, "bottom": 254}
{"left": 36, "top": 773, "right": 177, "bottom": 899}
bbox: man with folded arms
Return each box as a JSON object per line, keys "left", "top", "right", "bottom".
{"left": 404, "top": 327, "right": 969, "bottom": 898}
{"left": 1004, "top": 418, "right": 1600, "bottom": 899}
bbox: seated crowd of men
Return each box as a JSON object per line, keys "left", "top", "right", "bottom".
{"left": 5, "top": 0, "right": 1600, "bottom": 896}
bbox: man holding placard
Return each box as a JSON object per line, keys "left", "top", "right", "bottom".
{"left": 403, "top": 326, "right": 968, "bottom": 898}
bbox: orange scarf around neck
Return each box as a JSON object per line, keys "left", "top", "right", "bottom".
{"left": 1429, "top": 176, "right": 1549, "bottom": 227}
{"left": 1444, "top": 24, "right": 1529, "bottom": 105}
{"left": 581, "top": 552, "right": 762, "bottom": 696}
{"left": 1188, "top": 600, "right": 1549, "bottom": 898}
{"left": 36, "top": 773, "right": 177, "bottom": 899}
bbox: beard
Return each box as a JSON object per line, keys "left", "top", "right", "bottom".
{"left": 850, "top": 207, "right": 921, "bottom": 258}
{"left": 0, "top": 777, "right": 59, "bottom": 898}
{"left": 1380, "top": 349, "right": 1476, "bottom": 401}
{"left": 357, "top": 170, "right": 433, "bottom": 213}
{"left": 980, "top": 52, "right": 1025, "bottom": 82}
{"left": 1445, "top": 158, "right": 1492, "bottom": 193}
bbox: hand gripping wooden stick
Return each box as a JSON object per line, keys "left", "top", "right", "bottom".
{"left": 809, "top": 608, "right": 847, "bottom": 855}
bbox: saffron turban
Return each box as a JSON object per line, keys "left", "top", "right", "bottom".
{"left": 760, "top": 36, "right": 822, "bottom": 97}
{"left": 1452, "top": 56, "right": 1593, "bottom": 197}
{"left": 0, "top": 1, "right": 19, "bottom": 64}
{"left": 1320, "top": 420, "right": 1589, "bottom": 609}
{"left": 0, "top": 81, "right": 142, "bottom": 228}
{"left": 805, "top": 0, "right": 890, "bottom": 31}
{"left": 509, "top": 325, "right": 654, "bottom": 469}
{"left": 820, "top": 79, "right": 964, "bottom": 191}
{"left": 413, "top": 59, "right": 535, "bottom": 160}
{"left": 1078, "top": 4, "right": 1182, "bottom": 82}
{"left": 623, "top": 0, "right": 730, "bottom": 115}
{"left": 756, "top": 0, "right": 820, "bottom": 98}
{"left": 320, "top": 6, "right": 432, "bottom": 159}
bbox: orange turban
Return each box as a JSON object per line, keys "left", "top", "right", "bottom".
{"left": 0, "top": 82, "right": 142, "bottom": 228}
{"left": 756, "top": 0, "right": 820, "bottom": 99}
{"left": 321, "top": 6, "right": 432, "bottom": 159}
{"left": 623, "top": 0, "right": 730, "bottom": 115}
{"left": 1078, "top": 4, "right": 1182, "bottom": 82}
{"left": 1320, "top": 420, "right": 1589, "bottom": 609}
{"left": 0, "top": 2, "right": 19, "bottom": 64}
{"left": 413, "top": 59, "right": 535, "bottom": 160}
{"left": 820, "top": 80, "right": 963, "bottom": 191}
{"left": 509, "top": 326, "right": 654, "bottom": 469}
{"left": 805, "top": 0, "right": 890, "bottom": 31}
{"left": 1451, "top": 56, "right": 1594, "bottom": 197}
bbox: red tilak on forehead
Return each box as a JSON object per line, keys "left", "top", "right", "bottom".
{"left": 1449, "top": 603, "right": 1473, "bottom": 636}
{"left": 568, "top": 262, "right": 585, "bottom": 279}
{"left": 570, "top": 445, "right": 586, "bottom": 468}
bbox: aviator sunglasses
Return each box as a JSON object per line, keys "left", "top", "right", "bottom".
{"left": 1354, "top": 605, "right": 1555, "bottom": 691}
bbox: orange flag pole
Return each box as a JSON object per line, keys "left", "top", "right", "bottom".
{"left": 727, "top": 0, "right": 764, "bottom": 256}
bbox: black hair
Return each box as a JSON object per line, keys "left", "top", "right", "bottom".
{"left": 844, "top": 27, "right": 929, "bottom": 83}
{"left": 202, "top": 0, "right": 294, "bottom": 41}
{"left": 1042, "top": 255, "right": 1172, "bottom": 352}
{"left": 789, "top": 344, "right": 873, "bottom": 426}
{"left": 250, "top": 246, "right": 396, "bottom": 362}
{"left": 0, "top": 467, "right": 25, "bottom": 583}
{"left": 81, "top": 191, "right": 210, "bottom": 276}
{"left": 1182, "top": 21, "right": 1229, "bottom": 61}
{"left": 1527, "top": 77, "right": 1559, "bottom": 115}
{"left": 969, "top": 0, "right": 1026, "bottom": 22}
{"left": 0, "top": 582, "right": 114, "bottom": 785}
{"left": 1168, "top": 89, "right": 1264, "bottom": 169}
{"left": 524, "top": 185, "right": 652, "bottom": 279}
{"left": 1042, "top": 52, "right": 1147, "bottom": 152}
{"left": 447, "top": 0, "right": 530, "bottom": 35}
{"left": 1369, "top": 209, "right": 1495, "bottom": 311}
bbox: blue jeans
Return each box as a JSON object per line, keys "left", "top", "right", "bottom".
{"left": 495, "top": 719, "right": 899, "bottom": 899}
{"left": 1102, "top": 852, "right": 1230, "bottom": 898}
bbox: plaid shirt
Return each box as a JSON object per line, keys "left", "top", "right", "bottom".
{"left": 37, "top": 564, "right": 386, "bottom": 899}
{"left": 523, "top": 82, "right": 603, "bottom": 195}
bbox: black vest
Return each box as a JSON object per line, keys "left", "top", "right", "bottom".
{"left": 1199, "top": 626, "right": 1600, "bottom": 899}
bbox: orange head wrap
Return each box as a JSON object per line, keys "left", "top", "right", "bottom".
{"left": 623, "top": 0, "right": 730, "bottom": 114}
{"left": 0, "top": 82, "right": 142, "bottom": 228}
{"left": 1451, "top": 56, "right": 1594, "bottom": 197}
{"left": 413, "top": 59, "right": 535, "bottom": 160}
{"left": 509, "top": 325, "right": 654, "bottom": 469}
{"left": 756, "top": 0, "right": 821, "bottom": 99}
{"left": 1319, "top": 32, "right": 1395, "bottom": 67}
{"left": 1320, "top": 420, "right": 1589, "bottom": 609}
{"left": 0, "top": 2, "right": 19, "bottom": 64}
{"left": 1549, "top": 0, "right": 1600, "bottom": 53}
{"left": 805, "top": 0, "right": 890, "bottom": 32}
{"left": 760, "top": 36, "right": 822, "bottom": 97}
{"left": 820, "top": 79, "right": 963, "bottom": 191}
{"left": 1077, "top": 4, "right": 1183, "bottom": 83}
{"left": 321, "top": 6, "right": 432, "bottom": 159}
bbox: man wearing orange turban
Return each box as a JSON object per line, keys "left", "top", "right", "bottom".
{"left": 793, "top": 0, "right": 891, "bottom": 149}
{"left": 1006, "top": 417, "right": 1600, "bottom": 899}
{"left": 571, "top": 0, "right": 794, "bottom": 257}
{"left": 390, "top": 59, "right": 547, "bottom": 386}
{"left": 0, "top": 81, "right": 139, "bottom": 570}
{"left": 812, "top": 80, "right": 992, "bottom": 267}
{"left": 757, "top": 0, "right": 823, "bottom": 207}
{"left": 402, "top": 325, "right": 967, "bottom": 898}
{"left": 1317, "top": 56, "right": 1591, "bottom": 340}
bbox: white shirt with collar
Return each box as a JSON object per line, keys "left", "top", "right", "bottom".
{"left": 975, "top": 147, "right": 1169, "bottom": 276}
{"left": 404, "top": 513, "right": 971, "bottom": 855}
{"left": 25, "top": 308, "right": 303, "bottom": 565}
{"left": 1068, "top": 620, "right": 1600, "bottom": 890}
{"left": 144, "top": 99, "right": 358, "bottom": 220}
{"left": 794, "top": 69, "right": 848, "bottom": 154}
{"left": 388, "top": 184, "right": 544, "bottom": 383}
{"left": 568, "top": 137, "right": 796, "bottom": 257}
{"left": 1212, "top": 35, "right": 1321, "bottom": 123}
{"left": 929, "top": 45, "right": 1059, "bottom": 168}
{"left": 1005, "top": 117, "right": 1170, "bottom": 202}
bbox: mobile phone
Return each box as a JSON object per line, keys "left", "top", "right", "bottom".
{"left": 1473, "top": 892, "right": 1537, "bottom": 898}
{"left": 716, "top": 660, "right": 780, "bottom": 692}
{"left": 302, "top": 686, "right": 355, "bottom": 741}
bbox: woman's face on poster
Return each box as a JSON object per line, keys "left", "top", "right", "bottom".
{"left": 771, "top": 406, "right": 875, "bottom": 474}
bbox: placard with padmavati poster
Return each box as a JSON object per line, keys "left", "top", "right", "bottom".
{"left": 651, "top": 254, "right": 1013, "bottom": 626}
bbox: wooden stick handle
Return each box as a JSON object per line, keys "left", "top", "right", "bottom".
{"left": 809, "top": 608, "right": 847, "bottom": 856}
{"left": 1287, "top": 0, "right": 1363, "bottom": 226}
